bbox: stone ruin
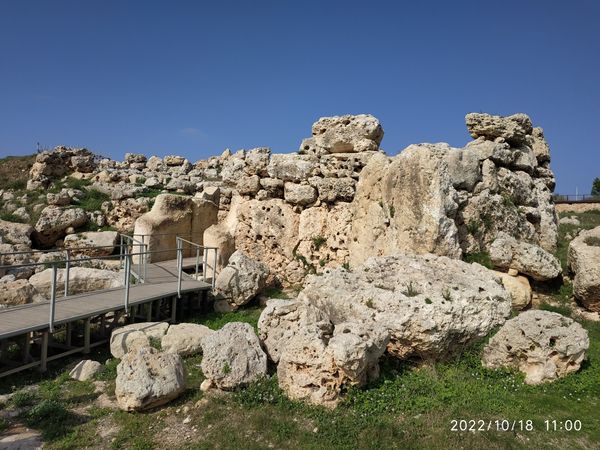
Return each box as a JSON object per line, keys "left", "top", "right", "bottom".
{"left": 207, "top": 112, "right": 558, "bottom": 286}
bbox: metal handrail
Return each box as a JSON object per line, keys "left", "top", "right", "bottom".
{"left": 0, "top": 244, "right": 129, "bottom": 257}
{"left": 175, "top": 236, "right": 218, "bottom": 289}
{"left": 1, "top": 246, "right": 207, "bottom": 331}
{"left": 0, "top": 247, "right": 181, "bottom": 270}
{"left": 120, "top": 233, "right": 147, "bottom": 283}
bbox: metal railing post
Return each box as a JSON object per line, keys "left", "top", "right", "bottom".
{"left": 119, "top": 234, "right": 123, "bottom": 268}
{"left": 49, "top": 264, "right": 57, "bottom": 332}
{"left": 195, "top": 246, "right": 200, "bottom": 280}
{"left": 124, "top": 250, "right": 131, "bottom": 315}
{"left": 138, "top": 236, "right": 144, "bottom": 283}
{"left": 213, "top": 249, "right": 218, "bottom": 289}
{"left": 202, "top": 247, "right": 208, "bottom": 282}
{"left": 64, "top": 249, "right": 70, "bottom": 298}
{"left": 177, "top": 238, "right": 182, "bottom": 298}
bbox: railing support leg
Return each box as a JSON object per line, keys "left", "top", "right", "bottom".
{"left": 214, "top": 249, "right": 218, "bottom": 288}
{"left": 39, "top": 331, "right": 49, "bottom": 372}
{"left": 171, "top": 295, "right": 177, "bottom": 323}
{"left": 66, "top": 322, "right": 72, "bottom": 347}
{"left": 64, "top": 249, "right": 70, "bottom": 298}
{"left": 195, "top": 247, "right": 200, "bottom": 280}
{"left": 83, "top": 318, "right": 91, "bottom": 354}
{"left": 22, "top": 332, "right": 31, "bottom": 363}
{"left": 124, "top": 250, "right": 131, "bottom": 315}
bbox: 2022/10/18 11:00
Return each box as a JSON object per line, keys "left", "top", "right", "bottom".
{"left": 545, "top": 420, "right": 582, "bottom": 431}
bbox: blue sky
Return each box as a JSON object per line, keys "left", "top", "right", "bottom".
{"left": 0, "top": 0, "right": 598, "bottom": 194}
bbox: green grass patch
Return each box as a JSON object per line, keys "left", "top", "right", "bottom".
{"left": 187, "top": 304, "right": 263, "bottom": 331}
{"left": 0, "top": 154, "right": 35, "bottom": 190}
{"left": 0, "top": 211, "right": 25, "bottom": 223}
{"left": 463, "top": 251, "right": 492, "bottom": 269}
{"left": 557, "top": 210, "right": 600, "bottom": 271}
{"left": 75, "top": 188, "right": 110, "bottom": 212}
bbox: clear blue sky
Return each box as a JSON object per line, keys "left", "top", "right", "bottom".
{"left": 1, "top": 0, "right": 598, "bottom": 194}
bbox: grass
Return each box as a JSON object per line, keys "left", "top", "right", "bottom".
{"left": 463, "top": 251, "right": 492, "bottom": 269}
{"left": 0, "top": 211, "right": 25, "bottom": 223}
{"left": 311, "top": 235, "right": 327, "bottom": 251}
{"left": 187, "top": 304, "right": 263, "bottom": 331}
{"left": 0, "top": 154, "right": 35, "bottom": 190}
{"left": 0, "top": 300, "right": 598, "bottom": 449}
{"left": 556, "top": 210, "right": 600, "bottom": 271}
{"left": 76, "top": 188, "right": 110, "bottom": 212}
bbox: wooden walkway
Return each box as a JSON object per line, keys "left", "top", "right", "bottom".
{"left": 0, "top": 257, "right": 212, "bottom": 376}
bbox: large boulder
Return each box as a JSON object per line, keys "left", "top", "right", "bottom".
{"left": 103, "top": 197, "right": 152, "bottom": 233}
{"left": 115, "top": 346, "right": 186, "bottom": 411}
{"left": 0, "top": 219, "right": 33, "bottom": 246}
{"left": 33, "top": 206, "right": 88, "bottom": 248}
{"left": 298, "top": 253, "right": 512, "bottom": 360}
{"left": 214, "top": 251, "right": 269, "bottom": 309}
{"left": 568, "top": 226, "right": 600, "bottom": 311}
{"left": 258, "top": 299, "right": 332, "bottom": 364}
{"left": 278, "top": 321, "right": 389, "bottom": 407}
{"left": 301, "top": 114, "right": 384, "bottom": 155}
{"left": 69, "top": 360, "right": 102, "bottom": 381}
{"left": 283, "top": 183, "right": 317, "bottom": 206}
{"left": 266, "top": 154, "right": 319, "bottom": 182}
{"left": 29, "top": 267, "right": 122, "bottom": 298}
{"left": 0, "top": 279, "right": 44, "bottom": 307}
{"left": 489, "top": 233, "right": 561, "bottom": 281}
{"left": 64, "top": 231, "right": 118, "bottom": 257}
{"left": 348, "top": 146, "right": 462, "bottom": 267}
{"left": 200, "top": 322, "right": 267, "bottom": 390}
{"left": 161, "top": 323, "right": 213, "bottom": 356}
{"left": 482, "top": 310, "right": 589, "bottom": 384}
{"left": 465, "top": 113, "right": 533, "bottom": 146}
{"left": 133, "top": 194, "right": 218, "bottom": 263}
{"left": 110, "top": 322, "right": 169, "bottom": 358}
{"left": 492, "top": 270, "right": 532, "bottom": 310}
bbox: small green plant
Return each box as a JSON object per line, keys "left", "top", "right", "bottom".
{"left": 389, "top": 205, "right": 395, "bottom": 218}
{"left": 402, "top": 281, "right": 420, "bottom": 297}
{"left": 424, "top": 297, "right": 433, "bottom": 304}
{"left": 480, "top": 212, "right": 494, "bottom": 231}
{"left": 502, "top": 193, "right": 515, "bottom": 208}
{"left": 585, "top": 236, "right": 600, "bottom": 247}
{"left": 311, "top": 235, "right": 327, "bottom": 251}
{"left": 10, "top": 389, "right": 38, "bottom": 407}
{"left": 365, "top": 298, "right": 375, "bottom": 308}
{"left": 63, "top": 177, "right": 92, "bottom": 190}
{"left": 319, "top": 258, "right": 326, "bottom": 267}
{"left": 76, "top": 188, "right": 110, "bottom": 212}
{"left": 342, "top": 262, "right": 350, "bottom": 270}
{"left": 442, "top": 288, "right": 452, "bottom": 302}
{"left": 4, "top": 179, "right": 27, "bottom": 190}
{"left": 464, "top": 251, "right": 492, "bottom": 269}
{"left": 149, "top": 337, "right": 162, "bottom": 350}
{"left": 466, "top": 220, "right": 480, "bottom": 235}
{"left": 0, "top": 212, "right": 24, "bottom": 223}
{"left": 223, "top": 363, "right": 231, "bottom": 375}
